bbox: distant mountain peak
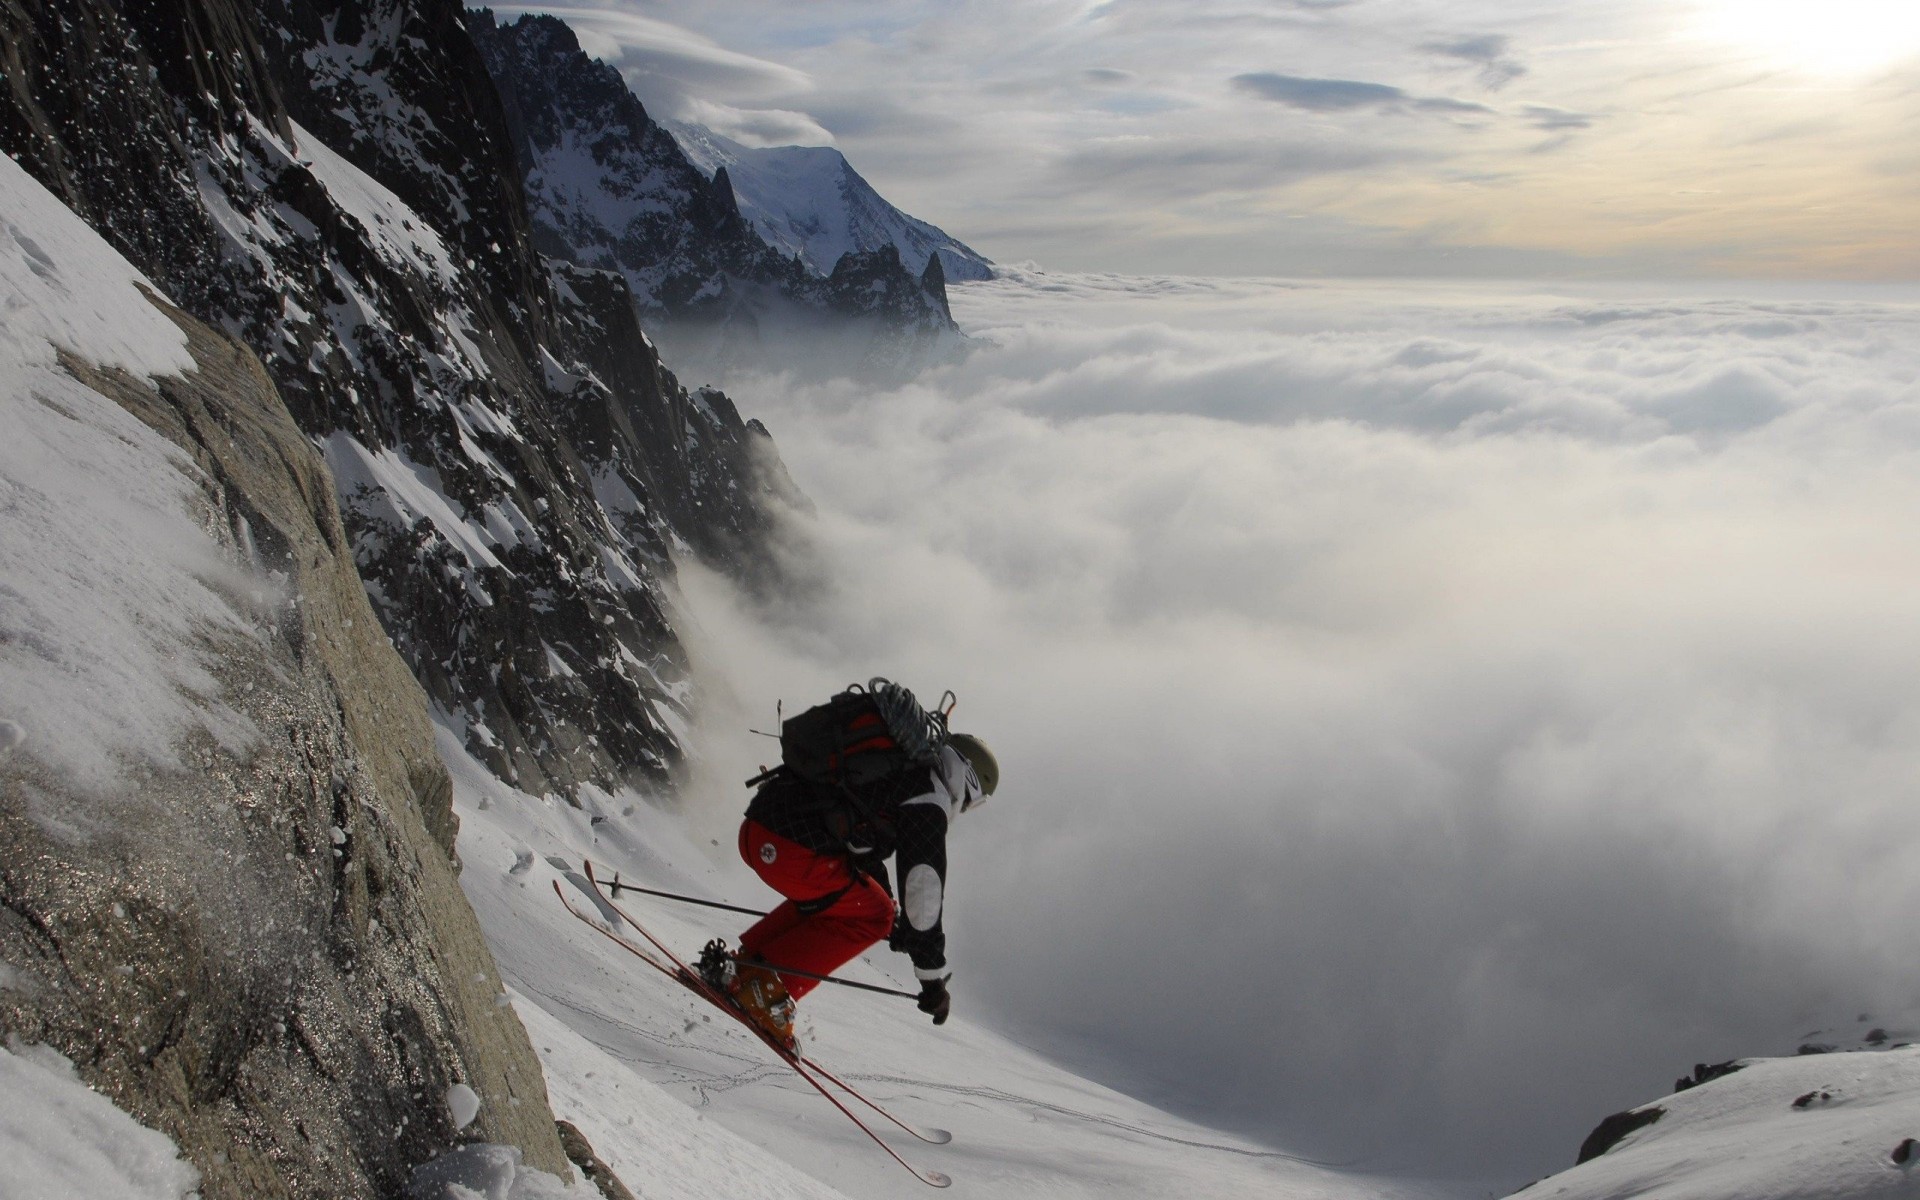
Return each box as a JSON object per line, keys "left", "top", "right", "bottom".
{"left": 470, "top": 10, "right": 961, "bottom": 349}
{"left": 666, "top": 119, "right": 994, "bottom": 284}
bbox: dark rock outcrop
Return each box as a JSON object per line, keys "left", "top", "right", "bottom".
{"left": 1673, "top": 1059, "right": 1745, "bottom": 1092}
{"left": 1, "top": 295, "right": 568, "bottom": 1197}
{"left": 556, "top": 1119, "right": 639, "bottom": 1200}
{"left": 1575, "top": 1104, "right": 1663, "bottom": 1165}
{"left": 922, "top": 252, "right": 954, "bottom": 322}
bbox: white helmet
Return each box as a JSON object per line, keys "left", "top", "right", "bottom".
{"left": 947, "top": 732, "right": 999, "bottom": 799}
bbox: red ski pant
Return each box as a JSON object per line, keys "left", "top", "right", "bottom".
{"left": 737, "top": 819, "right": 895, "bottom": 999}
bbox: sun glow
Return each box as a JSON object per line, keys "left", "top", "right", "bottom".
{"left": 1691, "top": 0, "right": 1920, "bottom": 74}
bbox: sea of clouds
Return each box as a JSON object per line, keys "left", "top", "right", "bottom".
{"left": 671, "top": 267, "right": 1920, "bottom": 1187}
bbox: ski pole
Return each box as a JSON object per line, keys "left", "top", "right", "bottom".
{"left": 599, "top": 877, "right": 768, "bottom": 917}
{"left": 744, "top": 957, "right": 921, "bottom": 1001}
{"left": 593, "top": 871, "right": 921, "bottom": 1000}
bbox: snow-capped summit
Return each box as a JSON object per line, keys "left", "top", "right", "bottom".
{"left": 668, "top": 121, "right": 995, "bottom": 284}
{"left": 469, "top": 11, "right": 960, "bottom": 346}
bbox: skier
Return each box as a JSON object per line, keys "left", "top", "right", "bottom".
{"left": 701, "top": 684, "right": 999, "bottom": 1052}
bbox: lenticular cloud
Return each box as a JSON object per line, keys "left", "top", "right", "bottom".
{"left": 676, "top": 270, "right": 1920, "bottom": 1186}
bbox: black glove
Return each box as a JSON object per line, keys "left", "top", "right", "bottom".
{"left": 917, "top": 975, "right": 951, "bottom": 1025}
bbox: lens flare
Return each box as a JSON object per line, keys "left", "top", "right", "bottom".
{"left": 1690, "top": 0, "right": 1920, "bottom": 75}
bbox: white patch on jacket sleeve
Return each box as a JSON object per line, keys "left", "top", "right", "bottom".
{"left": 904, "top": 864, "right": 943, "bottom": 930}
{"left": 900, "top": 763, "right": 953, "bottom": 821}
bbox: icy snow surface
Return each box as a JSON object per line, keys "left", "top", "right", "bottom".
{"left": 0, "top": 1042, "right": 200, "bottom": 1200}
{"left": 669, "top": 120, "right": 992, "bottom": 281}
{"left": 0, "top": 153, "right": 258, "bottom": 799}
{"left": 290, "top": 118, "right": 462, "bottom": 287}
{"left": 411, "top": 1143, "right": 580, "bottom": 1200}
{"left": 325, "top": 431, "right": 510, "bottom": 578}
{"left": 444, "top": 725, "right": 1444, "bottom": 1200}
{"left": 0, "top": 152, "right": 193, "bottom": 378}
{"left": 1516, "top": 1050, "right": 1920, "bottom": 1199}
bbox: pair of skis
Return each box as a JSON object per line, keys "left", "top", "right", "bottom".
{"left": 553, "top": 862, "right": 954, "bottom": 1188}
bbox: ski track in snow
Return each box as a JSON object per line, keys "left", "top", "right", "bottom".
{"left": 817, "top": 1073, "right": 1363, "bottom": 1166}
{"left": 515, "top": 967, "right": 1346, "bottom": 1164}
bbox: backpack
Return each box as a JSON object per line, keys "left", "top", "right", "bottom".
{"left": 746, "top": 678, "right": 952, "bottom": 798}
{"left": 748, "top": 679, "right": 960, "bottom": 837}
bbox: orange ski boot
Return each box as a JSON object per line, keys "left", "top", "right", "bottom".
{"left": 727, "top": 961, "right": 798, "bottom": 1054}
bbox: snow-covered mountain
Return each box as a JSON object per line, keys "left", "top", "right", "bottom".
{"left": 3, "top": 0, "right": 797, "bottom": 802}
{"left": 1513, "top": 1048, "right": 1920, "bottom": 1198}
{"left": 668, "top": 122, "right": 995, "bottom": 284}
{"left": 469, "top": 11, "right": 961, "bottom": 353}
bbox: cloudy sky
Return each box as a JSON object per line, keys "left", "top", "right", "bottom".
{"left": 483, "top": 0, "right": 1920, "bottom": 1188}
{"left": 500, "top": 0, "right": 1919, "bottom": 280}
{"left": 671, "top": 272, "right": 1920, "bottom": 1186}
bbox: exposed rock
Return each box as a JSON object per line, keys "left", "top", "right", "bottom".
{"left": 922, "top": 252, "right": 954, "bottom": 323}
{"left": 0, "top": 297, "right": 566, "bottom": 1196}
{"left": 555, "top": 1119, "right": 639, "bottom": 1200}
{"left": 1673, "top": 1059, "right": 1745, "bottom": 1093}
{"left": 1575, "top": 1105, "right": 1664, "bottom": 1165}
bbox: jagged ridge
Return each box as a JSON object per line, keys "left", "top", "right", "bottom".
{"left": 468, "top": 10, "right": 960, "bottom": 342}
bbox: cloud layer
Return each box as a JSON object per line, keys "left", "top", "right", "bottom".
{"left": 675, "top": 270, "right": 1920, "bottom": 1186}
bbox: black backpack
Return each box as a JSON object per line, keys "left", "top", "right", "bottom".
{"left": 747, "top": 678, "right": 951, "bottom": 796}
{"left": 743, "top": 681, "right": 954, "bottom": 875}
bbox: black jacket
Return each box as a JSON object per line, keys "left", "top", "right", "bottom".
{"left": 746, "top": 744, "right": 983, "bottom": 979}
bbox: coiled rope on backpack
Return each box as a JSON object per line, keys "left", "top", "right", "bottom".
{"left": 861, "top": 677, "right": 952, "bottom": 764}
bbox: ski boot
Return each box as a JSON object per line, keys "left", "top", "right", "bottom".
{"left": 727, "top": 960, "right": 798, "bottom": 1054}
{"left": 693, "top": 938, "right": 735, "bottom": 991}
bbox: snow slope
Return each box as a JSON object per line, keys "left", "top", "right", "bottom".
{"left": 445, "top": 726, "right": 1446, "bottom": 1200}
{"left": 1, "top": 147, "right": 585, "bottom": 1200}
{"left": 669, "top": 121, "right": 995, "bottom": 282}
{"left": 1513, "top": 1050, "right": 1920, "bottom": 1199}
{"left": 0, "top": 1044, "right": 199, "bottom": 1200}
{"left": 0, "top": 152, "right": 258, "bottom": 799}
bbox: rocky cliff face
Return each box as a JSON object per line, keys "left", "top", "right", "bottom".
{"left": 0, "top": 3, "right": 954, "bottom": 1193}
{"left": 0, "top": 281, "right": 570, "bottom": 1196}
{"left": 468, "top": 10, "right": 962, "bottom": 375}
{"left": 2, "top": 0, "right": 792, "bottom": 799}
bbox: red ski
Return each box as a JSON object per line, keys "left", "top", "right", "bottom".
{"left": 552, "top": 867, "right": 953, "bottom": 1187}
{"left": 570, "top": 864, "right": 955, "bottom": 1148}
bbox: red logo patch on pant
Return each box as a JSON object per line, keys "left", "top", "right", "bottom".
{"left": 759, "top": 841, "right": 778, "bottom": 865}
